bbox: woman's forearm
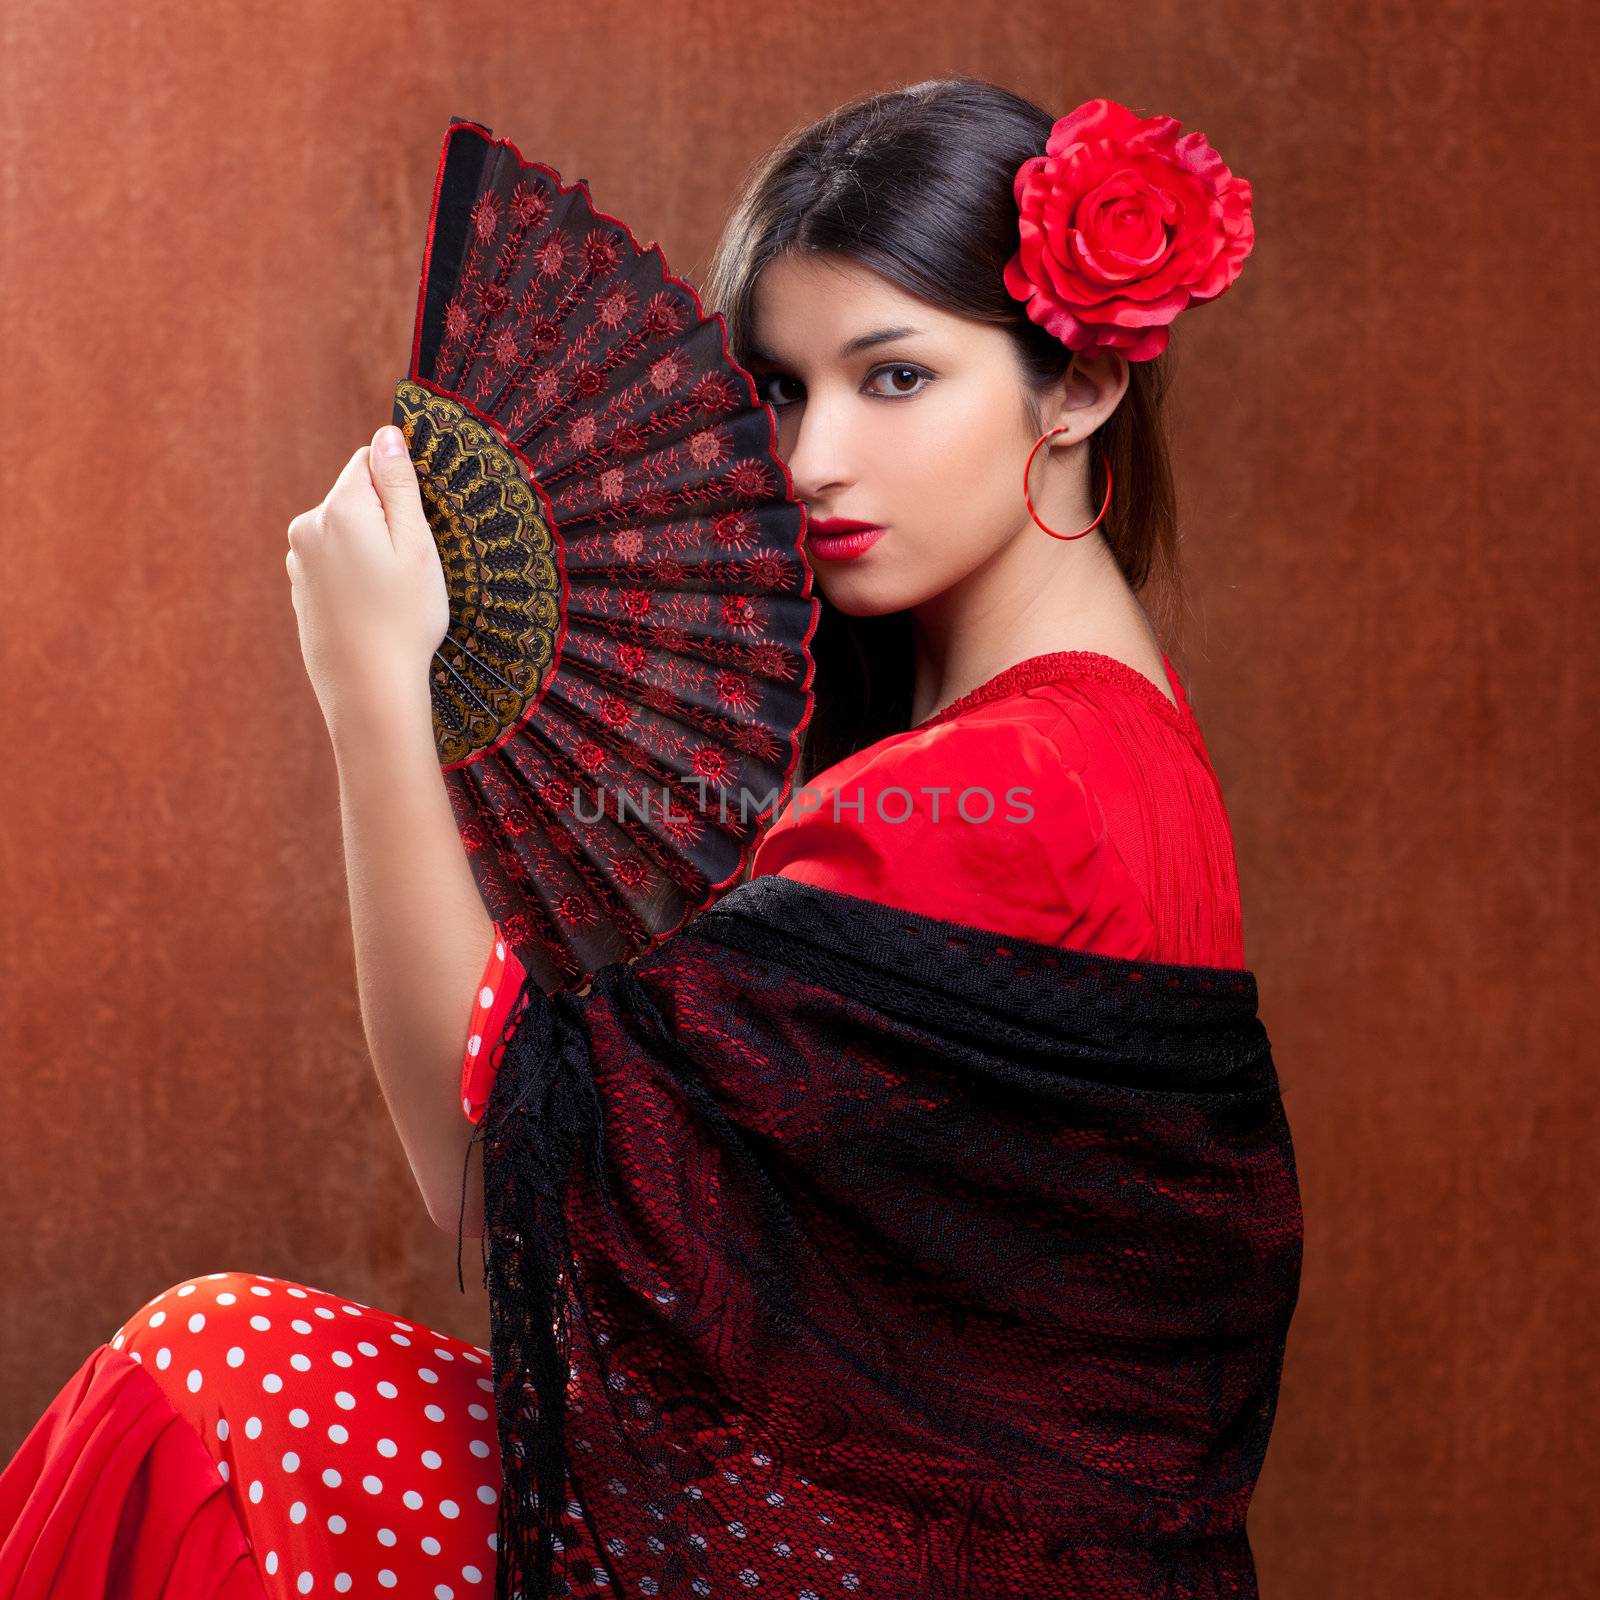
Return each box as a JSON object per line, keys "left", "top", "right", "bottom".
{"left": 328, "top": 683, "right": 491, "bottom": 1235}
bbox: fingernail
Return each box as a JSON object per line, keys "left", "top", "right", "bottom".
{"left": 375, "top": 426, "right": 406, "bottom": 458}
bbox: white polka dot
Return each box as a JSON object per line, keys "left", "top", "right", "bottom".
{"left": 431, "top": 1348, "right": 456, "bottom": 1362}
{"left": 297, "top": 1573, "right": 314, "bottom": 1593}
{"left": 331, "top": 1350, "right": 353, "bottom": 1367}
{"left": 495, "top": 942, "right": 505, "bottom": 960}
{"left": 390, "top": 1333, "right": 412, "bottom": 1347}
{"left": 377, "top": 1528, "right": 397, "bottom": 1547}
{"left": 282, "top": 1451, "right": 300, "bottom": 1472}
{"left": 216, "top": 1292, "right": 237, "bottom": 1305}
{"left": 377, "top": 1381, "right": 399, "bottom": 1399}
{"left": 463, "top": 1567, "right": 482, "bottom": 1583}
{"left": 322, "top": 1468, "right": 342, "bottom": 1487}
{"left": 289, "top": 1408, "right": 310, "bottom": 1428}
{"left": 358, "top": 1342, "right": 379, "bottom": 1357}
{"left": 245, "top": 1416, "right": 263, "bottom": 1440}
{"left": 435, "top": 1586, "right": 454, "bottom": 1599}
{"left": 250, "top": 1286, "right": 271, "bottom": 1297}
{"left": 111, "top": 1333, "right": 125, "bottom": 1349}
{"left": 328, "top": 1423, "right": 349, "bottom": 1444}
{"left": 462, "top": 1096, "right": 473, "bottom": 1114}
{"left": 217, "top": 1460, "right": 229, "bottom": 1481}
{"left": 334, "top": 1390, "right": 355, "bottom": 1410}
{"left": 327, "top": 1514, "right": 346, "bottom": 1534}
{"left": 466, "top": 1036, "right": 481, "bottom": 1058}
{"left": 187, "top": 1313, "right": 206, "bottom": 1333}
{"left": 476, "top": 1484, "right": 498, "bottom": 1504}
{"left": 290, "top": 1354, "right": 312, "bottom": 1372}
{"left": 216, "top": 1418, "right": 229, "bottom": 1441}
{"left": 475, "top": 1378, "right": 493, "bottom": 1393}
{"left": 469, "top": 1439, "right": 490, "bottom": 1458}
{"left": 262, "top": 1372, "right": 284, "bottom": 1393}
{"left": 186, "top": 1369, "right": 203, "bottom": 1393}
{"left": 422, "top": 1535, "right": 442, "bottom": 1555}
{"left": 377, "top": 1437, "right": 398, "bottom": 1457}
{"left": 439, "top": 1499, "right": 459, "bottom": 1519}
{"left": 468, "top": 1404, "right": 489, "bottom": 1421}
{"left": 292, "top": 1319, "right": 313, "bottom": 1335}
{"left": 148, "top": 1312, "right": 167, "bottom": 1328}
{"left": 249, "top": 1480, "right": 264, "bottom": 1504}
{"left": 403, "top": 1491, "right": 424, "bottom": 1510}
{"left": 287, "top": 1287, "right": 307, "bottom": 1298}
{"left": 315, "top": 1306, "right": 336, "bottom": 1320}
{"left": 265, "top": 1551, "right": 279, "bottom": 1575}
{"left": 154, "top": 1348, "right": 171, "bottom": 1371}
{"left": 479, "top": 986, "right": 495, "bottom": 1008}
{"left": 290, "top": 1501, "right": 307, "bottom": 1524}
{"left": 363, "top": 1475, "right": 384, "bottom": 1494}
{"left": 378, "top": 1573, "right": 397, "bottom": 1589}
{"left": 423, "top": 1404, "right": 446, "bottom": 1424}
{"left": 335, "top": 1578, "right": 352, "bottom": 1594}
{"left": 421, "top": 1450, "right": 442, "bottom": 1470}
{"left": 177, "top": 1285, "right": 197, "bottom": 1297}
{"left": 250, "top": 1315, "right": 272, "bottom": 1331}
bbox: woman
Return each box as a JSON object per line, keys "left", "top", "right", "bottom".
{"left": 0, "top": 78, "right": 1301, "bottom": 1599}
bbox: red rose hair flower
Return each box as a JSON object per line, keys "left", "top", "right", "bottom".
{"left": 1002, "top": 98, "right": 1255, "bottom": 363}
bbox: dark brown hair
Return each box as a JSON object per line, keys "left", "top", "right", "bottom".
{"left": 700, "top": 75, "right": 1182, "bottom": 788}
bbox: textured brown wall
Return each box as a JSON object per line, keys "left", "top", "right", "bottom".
{"left": 2, "top": 1, "right": 1593, "bottom": 1593}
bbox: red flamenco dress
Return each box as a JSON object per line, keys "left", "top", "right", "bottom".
{"left": 0, "top": 649, "right": 1245, "bottom": 1597}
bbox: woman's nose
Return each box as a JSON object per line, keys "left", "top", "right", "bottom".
{"left": 776, "top": 406, "right": 851, "bottom": 503}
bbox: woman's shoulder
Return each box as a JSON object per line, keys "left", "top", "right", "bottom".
{"left": 779, "top": 659, "right": 1173, "bottom": 793}
{"left": 765, "top": 687, "right": 1097, "bottom": 833}
{"left": 746, "top": 685, "right": 1154, "bottom": 949}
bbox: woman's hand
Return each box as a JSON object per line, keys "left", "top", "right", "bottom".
{"left": 285, "top": 424, "right": 450, "bottom": 740}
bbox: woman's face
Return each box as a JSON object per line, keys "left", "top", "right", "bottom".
{"left": 746, "top": 251, "right": 1108, "bottom": 619}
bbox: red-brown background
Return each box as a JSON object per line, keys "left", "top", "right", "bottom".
{"left": 2, "top": 2, "right": 1594, "bottom": 1593}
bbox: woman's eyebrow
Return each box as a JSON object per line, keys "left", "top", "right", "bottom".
{"left": 749, "top": 325, "right": 926, "bottom": 365}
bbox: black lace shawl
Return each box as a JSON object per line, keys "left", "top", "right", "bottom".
{"left": 461, "top": 874, "right": 1303, "bottom": 1599}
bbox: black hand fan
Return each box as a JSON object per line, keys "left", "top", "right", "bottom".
{"left": 391, "top": 117, "right": 819, "bottom": 995}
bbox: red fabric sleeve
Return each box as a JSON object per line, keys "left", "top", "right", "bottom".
{"left": 460, "top": 926, "right": 526, "bottom": 1127}
{"left": 746, "top": 709, "right": 1158, "bottom": 957}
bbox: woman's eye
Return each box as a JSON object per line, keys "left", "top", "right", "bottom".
{"left": 865, "top": 363, "right": 931, "bottom": 398}
{"left": 755, "top": 364, "right": 932, "bottom": 409}
{"left": 756, "top": 373, "right": 805, "bottom": 408}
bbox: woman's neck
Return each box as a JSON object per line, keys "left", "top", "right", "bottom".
{"left": 909, "top": 533, "right": 1169, "bottom": 722}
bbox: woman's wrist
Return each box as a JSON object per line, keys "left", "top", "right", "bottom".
{"left": 325, "top": 671, "right": 436, "bottom": 766}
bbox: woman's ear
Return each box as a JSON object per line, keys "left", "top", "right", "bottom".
{"left": 1039, "top": 351, "right": 1130, "bottom": 438}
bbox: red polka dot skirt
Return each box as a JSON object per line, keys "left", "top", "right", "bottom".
{"left": 0, "top": 1268, "right": 610, "bottom": 1596}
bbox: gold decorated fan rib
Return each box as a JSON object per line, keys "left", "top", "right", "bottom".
{"left": 393, "top": 379, "right": 563, "bottom": 768}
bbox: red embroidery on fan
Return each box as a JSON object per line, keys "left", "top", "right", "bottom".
{"left": 737, "top": 552, "right": 798, "bottom": 593}
{"left": 720, "top": 595, "right": 763, "bottom": 636}
{"left": 710, "top": 509, "right": 761, "bottom": 550}
{"left": 508, "top": 181, "right": 550, "bottom": 232}
{"left": 741, "top": 638, "right": 799, "bottom": 680}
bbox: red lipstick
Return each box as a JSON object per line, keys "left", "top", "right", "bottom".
{"left": 807, "top": 516, "right": 887, "bottom": 561}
